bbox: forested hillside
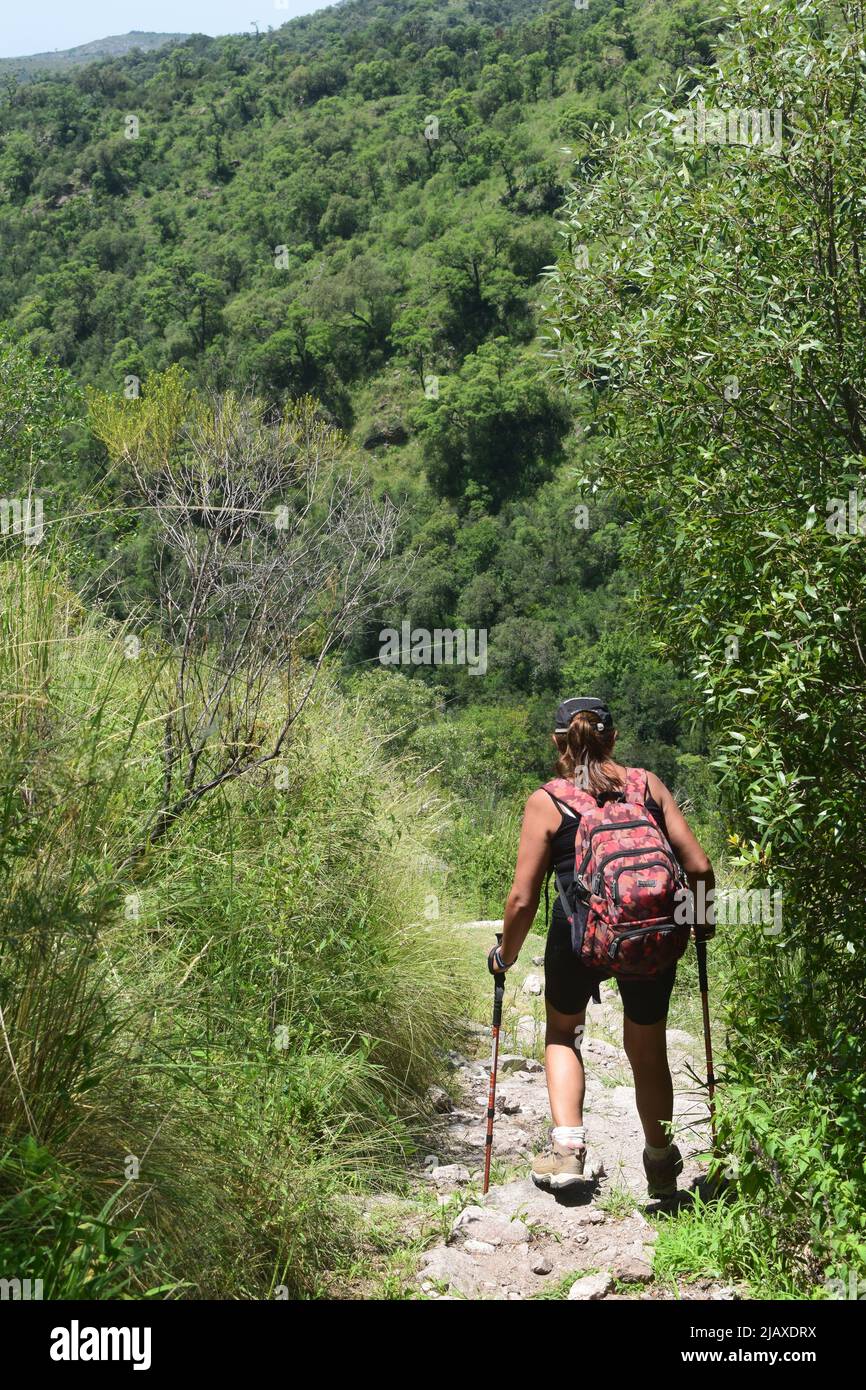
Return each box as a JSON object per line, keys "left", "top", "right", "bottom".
{"left": 0, "top": 0, "right": 718, "bottom": 794}
{"left": 0, "top": 0, "right": 714, "bottom": 401}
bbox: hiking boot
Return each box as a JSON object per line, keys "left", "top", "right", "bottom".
{"left": 532, "top": 1137, "right": 603, "bottom": 1190}
{"left": 532, "top": 1140, "right": 588, "bottom": 1190}
{"left": 643, "top": 1143, "right": 683, "bottom": 1199}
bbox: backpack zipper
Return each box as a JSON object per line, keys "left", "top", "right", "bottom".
{"left": 576, "top": 819, "right": 651, "bottom": 876}
{"left": 610, "top": 859, "right": 676, "bottom": 905}
{"left": 589, "top": 844, "right": 678, "bottom": 894}
{"left": 607, "top": 921, "right": 685, "bottom": 960}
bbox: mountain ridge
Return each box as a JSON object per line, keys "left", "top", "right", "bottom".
{"left": 0, "top": 31, "right": 191, "bottom": 79}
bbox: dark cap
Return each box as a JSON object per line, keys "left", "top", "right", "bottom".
{"left": 554, "top": 696, "right": 613, "bottom": 734}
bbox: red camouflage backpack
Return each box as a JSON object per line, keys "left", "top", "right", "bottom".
{"left": 545, "top": 767, "right": 689, "bottom": 977}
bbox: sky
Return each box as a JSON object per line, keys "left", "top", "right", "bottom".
{"left": 0, "top": 1, "right": 334, "bottom": 58}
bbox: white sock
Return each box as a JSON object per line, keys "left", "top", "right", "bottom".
{"left": 553, "top": 1125, "right": 586, "bottom": 1150}
{"left": 644, "top": 1142, "right": 673, "bottom": 1159}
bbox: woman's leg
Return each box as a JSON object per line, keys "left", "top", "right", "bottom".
{"left": 544, "top": 1001, "right": 587, "bottom": 1127}
{"left": 622, "top": 1015, "right": 673, "bottom": 1149}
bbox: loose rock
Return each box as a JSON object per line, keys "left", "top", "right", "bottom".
{"left": 452, "top": 1206, "right": 531, "bottom": 1247}
{"left": 498, "top": 1054, "right": 533, "bottom": 1074}
{"left": 522, "top": 973, "right": 543, "bottom": 996}
{"left": 428, "top": 1085, "right": 454, "bottom": 1113}
{"left": 429, "top": 1164, "right": 470, "bottom": 1187}
{"left": 568, "top": 1271, "right": 614, "bottom": 1301}
{"left": 574, "top": 1208, "right": 606, "bottom": 1226}
{"left": 611, "top": 1255, "right": 654, "bottom": 1284}
{"left": 418, "top": 1247, "right": 480, "bottom": 1296}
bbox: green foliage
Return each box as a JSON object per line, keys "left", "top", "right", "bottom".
{"left": 0, "top": 334, "right": 80, "bottom": 483}
{"left": 411, "top": 337, "right": 570, "bottom": 506}
{"left": 443, "top": 800, "right": 524, "bottom": 922}
{"left": 652, "top": 1189, "right": 817, "bottom": 1301}
{"left": 0, "top": 1140, "right": 162, "bottom": 1300}
{"left": 0, "top": 0, "right": 764, "bottom": 1299}
{"left": 1, "top": 0, "right": 711, "bottom": 796}
{"left": 0, "top": 0, "right": 718, "bottom": 485}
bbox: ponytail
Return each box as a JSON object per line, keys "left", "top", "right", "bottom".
{"left": 554, "top": 710, "right": 620, "bottom": 796}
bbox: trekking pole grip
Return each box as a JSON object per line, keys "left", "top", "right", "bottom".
{"left": 493, "top": 931, "right": 506, "bottom": 1020}
{"left": 695, "top": 936, "right": 709, "bottom": 993}
{"left": 493, "top": 974, "right": 505, "bottom": 1024}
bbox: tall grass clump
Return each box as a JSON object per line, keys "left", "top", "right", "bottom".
{"left": 0, "top": 554, "right": 468, "bottom": 1297}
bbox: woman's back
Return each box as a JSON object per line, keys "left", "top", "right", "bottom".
{"left": 486, "top": 695, "right": 715, "bottom": 1201}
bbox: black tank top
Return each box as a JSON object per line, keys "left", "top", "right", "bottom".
{"left": 544, "top": 784, "right": 669, "bottom": 927}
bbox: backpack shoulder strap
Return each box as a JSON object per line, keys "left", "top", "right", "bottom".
{"left": 543, "top": 778, "right": 596, "bottom": 816}
{"left": 541, "top": 786, "right": 579, "bottom": 819}
{"left": 624, "top": 767, "right": 649, "bottom": 806}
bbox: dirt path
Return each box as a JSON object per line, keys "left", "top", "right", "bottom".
{"left": 358, "top": 928, "right": 740, "bottom": 1301}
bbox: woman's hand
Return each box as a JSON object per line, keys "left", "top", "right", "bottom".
{"left": 487, "top": 943, "right": 515, "bottom": 975}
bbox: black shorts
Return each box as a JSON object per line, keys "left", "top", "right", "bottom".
{"left": 544, "top": 910, "right": 676, "bottom": 1025}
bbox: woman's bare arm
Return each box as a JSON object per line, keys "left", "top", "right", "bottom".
{"left": 498, "top": 789, "right": 560, "bottom": 966}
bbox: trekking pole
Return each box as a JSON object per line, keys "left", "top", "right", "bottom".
{"left": 695, "top": 936, "right": 717, "bottom": 1151}
{"left": 482, "top": 935, "right": 506, "bottom": 1196}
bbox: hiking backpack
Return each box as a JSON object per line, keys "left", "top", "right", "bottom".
{"left": 545, "top": 767, "right": 689, "bottom": 977}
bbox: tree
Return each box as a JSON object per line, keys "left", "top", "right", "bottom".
{"left": 389, "top": 305, "right": 440, "bottom": 387}
{"left": 142, "top": 259, "right": 226, "bottom": 354}
{"left": 88, "top": 370, "right": 398, "bottom": 861}
{"left": 0, "top": 334, "right": 79, "bottom": 488}
{"left": 0, "top": 132, "right": 39, "bottom": 202}
{"left": 412, "top": 338, "right": 570, "bottom": 507}
{"left": 430, "top": 210, "right": 533, "bottom": 351}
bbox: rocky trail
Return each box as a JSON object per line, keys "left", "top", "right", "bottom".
{"left": 357, "top": 932, "right": 741, "bottom": 1302}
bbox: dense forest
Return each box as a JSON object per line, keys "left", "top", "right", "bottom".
{"left": 0, "top": 0, "right": 863, "bottom": 1309}
{"left": 0, "top": 0, "right": 714, "bottom": 793}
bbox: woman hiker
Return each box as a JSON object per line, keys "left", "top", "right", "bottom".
{"left": 488, "top": 696, "right": 715, "bottom": 1198}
